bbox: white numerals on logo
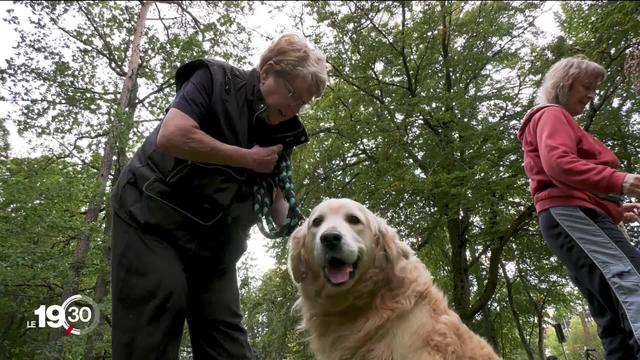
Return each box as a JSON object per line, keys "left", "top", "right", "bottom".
{"left": 34, "top": 305, "right": 90, "bottom": 328}
{"left": 68, "top": 306, "right": 92, "bottom": 322}
{"left": 28, "top": 295, "right": 100, "bottom": 336}
{"left": 34, "top": 304, "right": 65, "bottom": 328}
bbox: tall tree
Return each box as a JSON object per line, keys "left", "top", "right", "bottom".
{"left": 79, "top": 4, "right": 152, "bottom": 357}
{"left": 1, "top": 1, "right": 253, "bottom": 357}
{"left": 300, "top": 0, "right": 544, "bottom": 328}
{"left": 241, "top": 2, "right": 640, "bottom": 357}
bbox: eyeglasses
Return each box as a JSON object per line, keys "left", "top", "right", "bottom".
{"left": 280, "top": 76, "right": 311, "bottom": 114}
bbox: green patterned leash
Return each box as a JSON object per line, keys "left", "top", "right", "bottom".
{"left": 254, "top": 148, "right": 304, "bottom": 239}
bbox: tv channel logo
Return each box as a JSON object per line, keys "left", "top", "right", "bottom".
{"left": 26, "top": 294, "right": 100, "bottom": 336}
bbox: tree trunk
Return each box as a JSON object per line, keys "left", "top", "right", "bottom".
{"left": 500, "top": 263, "right": 535, "bottom": 360}
{"left": 579, "top": 303, "right": 594, "bottom": 350}
{"left": 480, "top": 303, "right": 499, "bottom": 353}
{"left": 46, "top": 1, "right": 151, "bottom": 357}
{"left": 537, "top": 312, "right": 545, "bottom": 360}
{"left": 80, "top": 3, "right": 151, "bottom": 359}
{"left": 449, "top": 216, "right": 471, "bottom": 315}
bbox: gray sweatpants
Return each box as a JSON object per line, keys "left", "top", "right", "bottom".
{"left": 540, "top": 206, "right": 640, "bottom": 359}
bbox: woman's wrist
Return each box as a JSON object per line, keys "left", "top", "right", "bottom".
{"left": 233, "top": 147, "right": 252, "bottom": 170}
{"left": 623, "top": 173, "right": 640, "bottom": 197}
{"left": 622, "top": 173, "right": 631, "bottom": 194}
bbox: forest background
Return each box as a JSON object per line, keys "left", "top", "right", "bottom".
{"left": 1, "top": 1, "right": 639, "bottom": 359}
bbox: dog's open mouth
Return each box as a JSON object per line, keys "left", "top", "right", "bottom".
{"left": 324, "top": 256, "right": 359, "bottom": 286}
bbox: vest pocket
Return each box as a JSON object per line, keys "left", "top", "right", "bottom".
{"left": 142, "top": 163, "right": 244, "bottom": 226}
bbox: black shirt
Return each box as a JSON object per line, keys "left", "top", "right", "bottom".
{"left": 170, "top": 67, "right": 214, "bottom": 127}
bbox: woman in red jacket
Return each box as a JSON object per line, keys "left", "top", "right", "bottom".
{"left": 518, "top": 55, "right": 640, "bottom": 359}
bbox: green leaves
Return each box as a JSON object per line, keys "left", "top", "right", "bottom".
{"left": 299, "top": 0, "right": 544, "bottom": 309}
{"left": 0, "top": 157, "right": 96, "bottom": 359}
{"left": 238, "top": 1, "right": 640, "bottom": 358}
{"left": 1, "top": 1, "right": 638, "bottom": 358}
{"left": 1, "top": 1, "right": 259, "bottom": 358}
{"left": 239, "top": 263, "right": 312, "bottom": 360}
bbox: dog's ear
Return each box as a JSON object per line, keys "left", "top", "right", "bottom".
{"left": 288, "top": 221, "right": 309, "bottom": 284}
{"left": 374, "top": 216, "right": 411, "bottom": 268}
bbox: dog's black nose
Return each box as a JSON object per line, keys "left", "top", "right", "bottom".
{"left": 320, "top": 231, "right": 342, "bottom": 250}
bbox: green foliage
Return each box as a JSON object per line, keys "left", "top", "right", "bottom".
{"left": 242, "top": 1, "right": 640, "bottom": 358}
{"left": 545, "top": 315, "right": 604, "bottom": 360}
{"left": 1, "top": 1, "right": 256, "bottom": 358}
{"left": 2, "top": 1, "right": 255, "bottom": 162}
{"left": 239, "top": 259, "right": 313, "bottom": 360}
{"left": 298, "top": 0, "right": 546, "bottom": 340}
{"left": 0, "top": 157, "right": 97, "bottom": 358}
{"left": 1, "top": 1, "right": 639, "bottom": 358}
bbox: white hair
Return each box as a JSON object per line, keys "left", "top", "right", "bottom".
{"left": 259, "top": 33, "right": 328, "bottom": 99}
{"left": 536, "top": 55, "right": 606, "bottom": 106}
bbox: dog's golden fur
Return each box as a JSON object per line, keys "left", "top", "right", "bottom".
{"left": 288, "top": 198, "right": 501, "bottom": 360}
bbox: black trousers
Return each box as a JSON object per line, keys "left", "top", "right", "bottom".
{"left": 111, "top": 210, "right": 254, "bottom": 360}
{"left": 539, "top": 206, "right": 640, "bottom": 360}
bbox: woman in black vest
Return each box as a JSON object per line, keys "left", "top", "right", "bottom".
{"left": 111, "top": 33, "right": 328, "bottom": 360}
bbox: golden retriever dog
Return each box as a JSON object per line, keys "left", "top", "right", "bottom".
{"left": 288, "top": 198, "right": 501, "bottom": 360}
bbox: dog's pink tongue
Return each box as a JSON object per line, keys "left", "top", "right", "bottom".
{"left": 327, "top": 264, "right": 353, "bottom": 284}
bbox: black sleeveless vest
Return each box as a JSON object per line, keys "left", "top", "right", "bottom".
{"left": 113, "top": 59, "right": 307, "bottom": 232}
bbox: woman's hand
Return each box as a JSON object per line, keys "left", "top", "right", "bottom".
{"left": 622, "top": 203, "right": 640, "bottom": 224}
{"left": 622, "top": 173, "right": 640, "bottom": 197}
{"left": 247, "top": 144, "right": 283, "bottom": 173}
{"left": 271, "top": 188, "right": 289, "bottom": 227}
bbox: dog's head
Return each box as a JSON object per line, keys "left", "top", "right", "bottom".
{"left": 288, "top": 198, "right": 412, "bottom": 294}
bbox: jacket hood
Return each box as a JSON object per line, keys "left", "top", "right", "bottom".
{"left": 517, "top": 104, "right": 563, "bottom": 141}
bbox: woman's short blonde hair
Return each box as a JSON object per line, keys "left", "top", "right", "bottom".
{"left": 259, "top": 33, "right": 328, "bottom": 99}
{"left": 536, "top": 55, "right": 606, "bottom": 105}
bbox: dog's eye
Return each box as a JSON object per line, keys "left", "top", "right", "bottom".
{"left": 346, "top": 214, "right": 361, "bottom": 225}
{"left": 311, "top": 216, "right": 324, "bottom": 227}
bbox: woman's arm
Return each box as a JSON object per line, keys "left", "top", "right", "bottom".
{"left": 158, "top": 108, "right": 282, "bottom": 173}
{"left": 536, "top": 108, "right": 626, "bottom": 194}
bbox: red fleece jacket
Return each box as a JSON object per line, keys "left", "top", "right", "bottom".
{"left": 517, "top": 105, "right": 627, "bottom": 223}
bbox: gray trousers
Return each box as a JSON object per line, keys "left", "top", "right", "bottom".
{"left": 540, "top": 206, "right": 640, "bottom": 359}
